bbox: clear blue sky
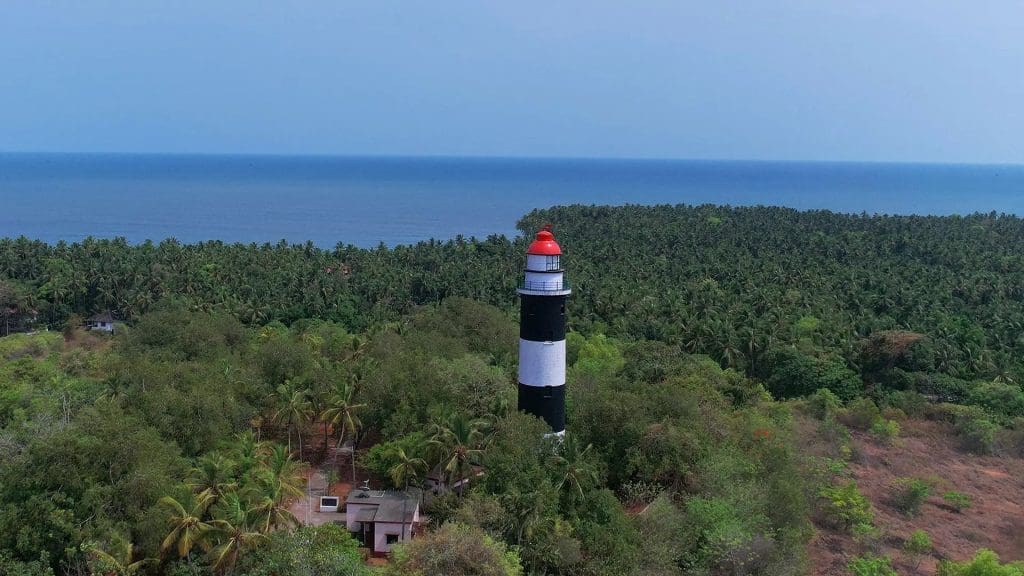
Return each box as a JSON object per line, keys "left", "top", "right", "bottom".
{"left": 1, "top": 1, "right": 1021, "bottom": 163}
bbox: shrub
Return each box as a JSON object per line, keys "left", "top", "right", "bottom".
{"left": 821, "top": 415, "right": 853, "bottom": 459}
{"left": 852, "top": 523, "right": 884, "bottom": 554}
{"left": 841, "top": 397, "right": 882, "bottom": 430}
{"left": 881, "top": 390, "right": 929, "bottom": 417}
{"left": 819, "top": 481, "right": 874, "bottom": 531}
{"left": 808, "top": 388, "right": 843, "bottom": 420}
{"left": 822, "top": 457, "right": 850, "bottom": 478}
{"left": 996, "top": 418, "right": 1024, "bottom": 457}
{"left": 916, "top": 373, "right": 972, "bottom": 403}
{"left": 967, "top": 381, "right": 1024, "bottom": 423}
{"left": 870, "top": 419, "right": 900, "bottom": 445}
{"left": 765, "top": 349, "right": 862, "bottom": 401}
{"left": 621, "top": 480, "right": 661, "bottom": 506}
{"left": 682, "top": 497, "right": 771, "bottom": 576}
{"left": 236, "top": 524, "right": 368, "bottom": 576}
{"left": 860, "top": 331, "right": 931, "bottom": 376}
{"left": 937, "top": 549, "right": 1024, "bottom": 576}
{"left": 943, "top": 491, "right": 973, "bottom": 513}
{"left": 891, "top": 478, "right": 931, "bottom": 516}
{"left": 386, "top": 522, "right": 523, "bottom": 576}
{"left": 904, "top": 530, "right": 932, "bottom": 569}
{"left": 848, "top": 554, "right": 898, "bottom": 576}
{"left": 926, "top": 402, "right": 975, "bottom": 423}
{"left": 955, "top": 411, "right": 999, "bottom": 455}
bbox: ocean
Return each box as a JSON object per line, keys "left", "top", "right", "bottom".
{"left": 2, "top": 153, "right": 1023, "bottom": 248}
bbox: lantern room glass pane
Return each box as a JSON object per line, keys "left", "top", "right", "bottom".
{"left": 546, "top": 255, "right": 560, "bottom": 270}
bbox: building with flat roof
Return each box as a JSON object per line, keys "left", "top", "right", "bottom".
{"left": 345, "top": 485, "right": 420, "bottom": 556}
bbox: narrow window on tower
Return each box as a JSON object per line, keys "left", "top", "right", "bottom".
{"left": 543, "top": 386, "right": 553, "bottom": 399}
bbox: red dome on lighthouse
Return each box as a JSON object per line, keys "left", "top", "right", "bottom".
{"left": 527, "top": 227, "right": 562, "bottom": 255}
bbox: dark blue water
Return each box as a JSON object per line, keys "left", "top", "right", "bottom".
{"left": 2, "top": 154, "right": 1023, "bottom": 248}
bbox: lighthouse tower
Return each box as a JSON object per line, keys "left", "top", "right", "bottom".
{"left": 517, "top": 225, "right": 570, "bottom": 436}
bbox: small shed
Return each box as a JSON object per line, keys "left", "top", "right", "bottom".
{"left": 345, "top": 485, "right": 420, "bottom": 556}
{"left": 85, "top": 312, "right": 116, "bottom": 333}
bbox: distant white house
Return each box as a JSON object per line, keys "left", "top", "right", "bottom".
{"left": 345, "top": 484, "right": 420, "bottom": 556}
{"left": 85, "top": 312, "right": 116, "bottom": 333}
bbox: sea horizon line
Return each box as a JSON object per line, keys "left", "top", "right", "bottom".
{"left": 2, "top": 150, "right": 1023, "bottom": 170}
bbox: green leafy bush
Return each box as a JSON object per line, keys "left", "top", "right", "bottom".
{"left": 904, "top": 530, "right": 932, "bottom": 569}
{"left": 385, "top": 522, "right": 523, "bottom": 576}
{"left": 891, "top": 477, "right": 932, "bottom": 516}
{"left": 841, "top": 397, "right": 882, "bottom": 430}
{"left": 620, "top": 480, "right": 661, "bottom": 506}
{"left": 880, "top": 390, "right": 929, "bottom": 418}
{"left": 937, "top": 549, "right": 1024, "bottom": 576}
{"left": 236, "top": 524, "right": 368, "bottom": 576}
{"left": 955, "top": 410, "right": 1000, "bottom": 455}
{"left": 915, "top": 373, "right": 971, "bottom": 403}
{"left": 848, "top": 554, "right": 898, "bottom": 576}
{"left": 819, "top": 482, "right": 874, "bottom": 531}
{"left": 943, "top": 491, "right": 973, "bottom": 513}
{"left": 967, "top": 381, "right": 1024, "bottom": 423}
{"left": 926, "top": 402, "right": 975, "bottom": 423}
{"left": 681, "top": 497, "right": 772, "bottom": 576}
{"left": 765, "top": 349, "right": 862, "bottom": 402}
{"left": 808, "top": 388, "right": 843, "bottom": 420}
{"left": 869, "top": 418, "right": 900, "bottom": 445}
{"left": 851, "top": 523, "right": 884, "bottom": 554}
{"left": 997, "top": 417, "right": 1024, "bottom": 457}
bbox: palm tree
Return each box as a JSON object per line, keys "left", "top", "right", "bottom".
{"left": 262, "top": 444, "right": 308, "bottom": 500}
{"left": 83, "top": 537, "right": 151, "bottom": 576}
{"left": 206, "top": 492, "right": 268, "bottom": 574}
{"left": 229, "top": 430, "right": 267, "bottom": 485}
{"left": 388, "top": 447, "right": 427, "bottom": 544}
{"left": 388, "top": 448, "right": 427, "bottom": 491}
{"left": 320, "top": 381, "right": 365, "bottom": 481}
{"left": 243, "top": 445, "right": 307, "bottom": 533}
{"left": 546, "top": 435, "right": 599, "bottom": 503}
{"left": 428, "top": 413, "right": 488, "bottom": 497}
{"left": 159, "top": 493, "right": 215, "bottom": 559}
{"left": 249, "top": 476, "right": 301, "bottom": 533}
{"left": 270, "top": 380, "right": 314, "bottom": 459}
{"left": 186, "top": 452, "right": 237, "bottom": 505}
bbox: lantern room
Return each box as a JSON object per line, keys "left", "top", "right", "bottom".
{"left": 519, "top": 226, "right": 570, "bottom": 295}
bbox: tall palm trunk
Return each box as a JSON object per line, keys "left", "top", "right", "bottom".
{"left": 401, "top": 478, "right": 409, "bottom": 543}
{"left": 335, "top": 422, "right": 347, "bottom": 449}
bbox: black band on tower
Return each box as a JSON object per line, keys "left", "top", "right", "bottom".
{"left": 517, "top": 383, "right": 566, "bottom": 432}
{"left": 519, "top": 294, "right": 567, "bottom": 342}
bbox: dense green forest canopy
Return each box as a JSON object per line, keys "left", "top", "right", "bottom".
{"left": 4, "top": 203, "right": 1024, "bottom": 383}
{"left": 0, "top": 299, "right": 809, "bottom": 576}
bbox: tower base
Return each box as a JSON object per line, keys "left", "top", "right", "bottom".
{"left": 517, "top": 383, "right": 565, "bottom": 434}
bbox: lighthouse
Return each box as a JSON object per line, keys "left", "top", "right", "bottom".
{"left": 517, "top": 225, "right": 570, "bottom": 436}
